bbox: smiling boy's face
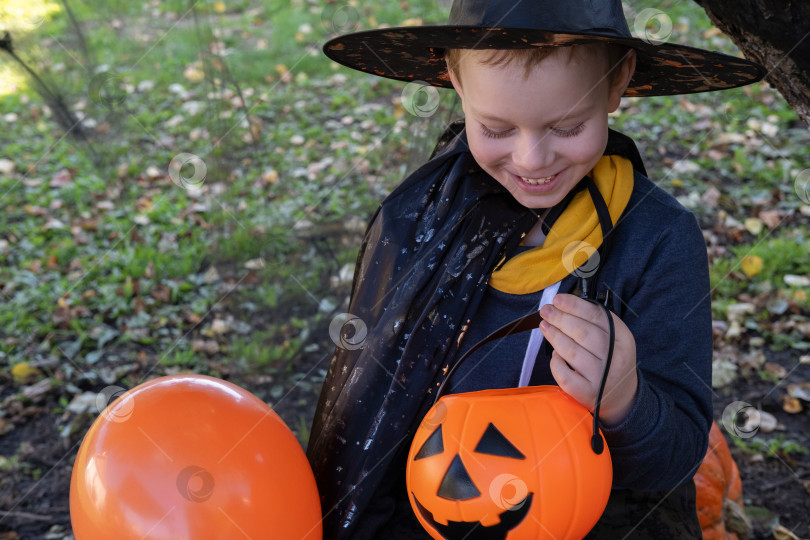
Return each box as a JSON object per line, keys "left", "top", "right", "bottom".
{"left": 448, "top": 45, "right": 635, "bottom": 210}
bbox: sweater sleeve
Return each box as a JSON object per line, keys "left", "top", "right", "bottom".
{"left": 600, "top": 209, "right": 713, "bottom": 491}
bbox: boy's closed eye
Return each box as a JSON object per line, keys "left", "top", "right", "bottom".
{"left": 478, "top": 122, "right": 586, "bottom": 140}
{"left": 479, "top": 124, "right": 513, "bottom": 139}
{"left": 551, "top": 123, "right": 585, "bottom": 138}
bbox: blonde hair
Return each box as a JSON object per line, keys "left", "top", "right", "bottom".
{"left": 445, "top": 43, "right": 631, "bottom": 88}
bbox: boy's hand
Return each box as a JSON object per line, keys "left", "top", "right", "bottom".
{"left": 539, "top": 293, "right": 638, "bottom": 426}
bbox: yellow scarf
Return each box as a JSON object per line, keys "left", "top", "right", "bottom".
{"left": 488, "top": 155, "right": 634, "bottom": 295}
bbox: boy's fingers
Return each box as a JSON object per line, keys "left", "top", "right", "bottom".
{"left": 540, "top": 309, "right": 610, "bottom": 359}
{"left": 550, "top": 353, "right": 594, "bottom": 407}
{"left": 542, "top": 323, "right": 604, "bottom": 383}
{"left": 550, "top": 293, "right": 609, "bottom": 328}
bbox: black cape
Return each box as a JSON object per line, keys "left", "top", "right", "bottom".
{"left": 306, "top": 124, "right": 647, "bottom": 539}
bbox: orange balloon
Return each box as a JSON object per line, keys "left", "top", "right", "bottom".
{"left": 407, "top": 386, "right": 611, "bottom": 540}
{"left": 70, "top": 375, "right": 322, "bottom": 540}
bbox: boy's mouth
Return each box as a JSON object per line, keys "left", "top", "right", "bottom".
{"left": 518, "top": 174, "right": 555, "bottom": 186}
{"left": 512, "top": 170, "right": 562, "bottom": 190}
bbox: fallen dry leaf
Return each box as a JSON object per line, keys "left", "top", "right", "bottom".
{"left": 184, "top": 62, "right": 205, "bottom": 82}
{"left": 210, "top": 318, "right": 231, "bottom": 336}
{"left": 701, "top": 186, "right": 721, "bottom": 208}
{"left": 150, "top": 283, "right": 172, "bottom": 303}
{"left": 787, "top": 382, "right": 810, "bottom": 402}
{"left": 784, "top": 274, "right": 810, "bottom": 287}
{"left": 711, "top": 358, "right": 738, "bottom": 388}
{"left": 740, "top": 255, "right": 763, "bottom": 278}
{"left": 50, "top": 168, "right": 73, "bottom": 187}
{"left": 758, "top": 209, "right": 782, "bottom": 229}
{"left": 726, "top": 302, "right": 755, "bottom": 322}
{"left": 244, "top": 258, "right": 265, "bottom": 269}
{"left": 739, "top": 349, "right": 766, "bottom": 374}
{"left": 22, "top": 378, "right": 53, "bottom": 401}
{"left": 743, "top": 217, "right": 764, "bottom": 235}
{"left": 23, "top": 204, "right": 47, "bottom": 216}
{"left": 772, "top": 524, "right": 803, "bottom": 540}
{"left": 0, "top": 157, "right": 16, "bottom": 175}
{"left": 764, "top": 362, "right": 788, "bottom": 379}
{"left": 52, "top": 306, "right": 73, "bottom": 326}
{"left": 781, "top": 394, "right": 803, "bottom": 414}
{"left": 134, "top": 196, "right": 153, "bottom": 212}
{"left": 191, "top": 339, "right": 220, "bottom": 354}
{"left": 757, "top": 409, "right": 779, "bottom": 433}
{"left": 25, "top": 259, "right": 42, "bottom": 274}
{"left": 11, "top": 362, "right": 41, "bottom": 384}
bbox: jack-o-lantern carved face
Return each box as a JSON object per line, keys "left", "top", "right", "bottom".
{"left": 406, "top": 386, "right": 612, "bottom": 540}
{"left": 411, "top": 422, "right": 534, "bottom": 539}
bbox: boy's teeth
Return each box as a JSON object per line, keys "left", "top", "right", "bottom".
{"left": 519, "top": 175, "right": 554, "bottom": 185}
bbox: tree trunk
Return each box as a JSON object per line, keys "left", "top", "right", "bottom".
{"left": 692, "top": 0, "right": 810, "bottom": 124}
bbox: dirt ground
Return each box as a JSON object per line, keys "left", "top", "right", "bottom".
{"left": 1, "top": 336, "right": 809, "bottom": 540}
{"left": 709, "top": 348, "right": 810, "bottom": 537}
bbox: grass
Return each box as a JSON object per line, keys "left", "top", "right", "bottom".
{"left": 732, "top": 433, "right": 810, "bottom": 459}
{"left": 710, "top": 234, "right": 810, "bottom": 309}
{"left": 0, "top": 0, "right": 808, "bottom": 377}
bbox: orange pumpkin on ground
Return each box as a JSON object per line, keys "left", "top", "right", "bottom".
{"left": 406, "top": 385, "right": 612, "bottom": 540}
{"left": 694, "top": 421, "right": 747, "bottom": 540}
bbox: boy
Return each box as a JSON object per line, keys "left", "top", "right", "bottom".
{"left": 307, "top": 1, "right": 764, "bottom": 538}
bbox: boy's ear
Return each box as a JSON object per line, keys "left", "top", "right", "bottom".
{"left": 608, "top": 49, "right": 636, "bottom": 113}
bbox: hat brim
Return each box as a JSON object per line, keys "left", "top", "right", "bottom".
{"left": 323, "top": 26, "right": 766, "bottom": 97}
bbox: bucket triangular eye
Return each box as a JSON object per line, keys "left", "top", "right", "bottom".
{"left": 415, "top": 424, "right": 444, "bottom": 460}
{"left": 474, "top": 423, "right": 525, "bottom": 459}
{"left": 437, "top": 455, "right": 481, "bottom": 500}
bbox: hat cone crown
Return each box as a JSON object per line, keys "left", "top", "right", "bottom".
{"left": 448, "top": 0, "right": 632, "bottom": 38}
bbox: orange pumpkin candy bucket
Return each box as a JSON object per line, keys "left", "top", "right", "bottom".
{"left": 406, "top": 386, "right": 612, "bottom": 539}
{"left": 405, "top": 308, "right": 615, "bottom": 539}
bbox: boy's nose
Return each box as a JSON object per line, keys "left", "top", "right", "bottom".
{"left": 512, "top": 133, "right": 554, "bottom": 173}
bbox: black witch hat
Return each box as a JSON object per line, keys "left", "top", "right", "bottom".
{"left": 323, "top": 0, "right": 765, "bottom": 96}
